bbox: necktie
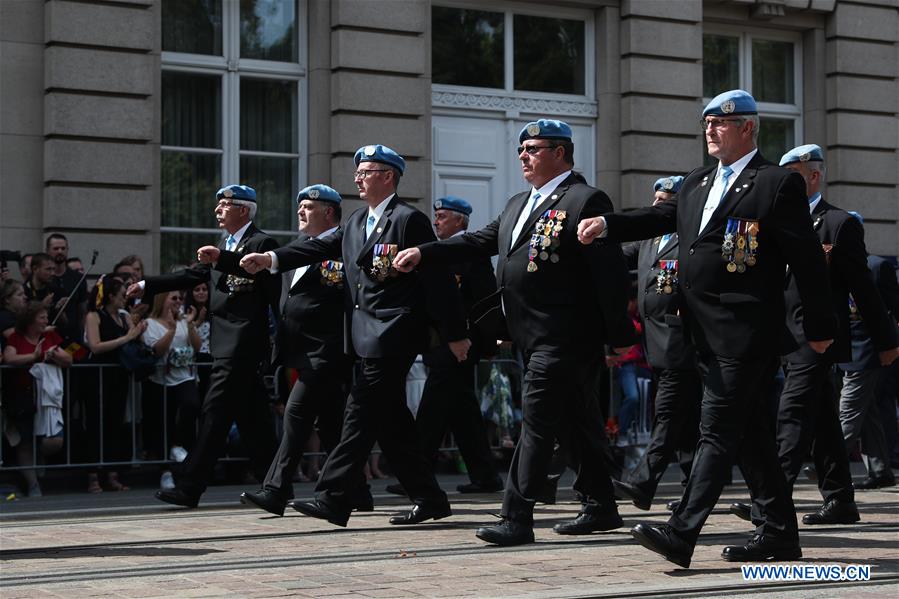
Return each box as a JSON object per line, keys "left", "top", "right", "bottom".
{"left": 510, "top": 192, "right": 541, "bottom": 248}
{"left": 365, "top": 215, "right": 376, "bottom": 239}
{"left": 699, "top": 165, "right": 733, "bottom": 233}
{"left": 225, "top": 235, "right": 236, "bottom": 251}
{"left": 657, "top": 233, "right": 672, "bottom": 255}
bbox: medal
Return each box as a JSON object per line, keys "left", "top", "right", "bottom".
{"left": 745, "top": 256, "right": 756, "bottom": 266}
{"left": 726, "top": 262, "right": 737, "bottom": 273}
{"left": 663, "top": 285, "right": 672, "bottom": 294}
{"left": 736, "top": 263, "right": 746, "bottom": 273}
{"left": 550, "top": 254, "right": 559, "bottom": 263}
{"left": 527, "top": 261, "right": 538, "bottom": 272}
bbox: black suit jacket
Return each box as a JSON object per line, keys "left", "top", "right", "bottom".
{"left": 623, "top": 235, "right": 695, "bottom": 370}
{"left": 276, "top": 231, "right": 348, "bottom": 371}
{"left": 604, "top": 153, "right": 835, "bottom": 359}
{"left": 840, "top": 255, "right": 899, "bottom": 371}
{"left": 144, "top": 223, "right": 281, "bottom": 360}
{"left": 423, "top": 251, "right": 498, "bottom": 368}
{"left": 419, "top": 173, "right": 636, "bottom": 353}
{"left": 272, "top": 196, "right": 467, "bottom": 359}
{"left": 784, "top": 199, "right": 898, "bottom": 364}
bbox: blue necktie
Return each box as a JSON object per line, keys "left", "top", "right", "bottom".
{"left": 365, "top": 215, "right": 376, "bottom": 239}
{"left": 718, "top": 165, "right": 733, "bottom": 204}
{"left": 225, "top": 235, "right": 236, "bottom": 251}
{"left": 699, "top": 165, "right": 734, "bottom": 234}
{"left": 657, "top": 233, "right": 672, "bottom": 254}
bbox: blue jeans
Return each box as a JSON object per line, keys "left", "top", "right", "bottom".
{"left": 617, "top": 363, "right": 650, "bottom": 436}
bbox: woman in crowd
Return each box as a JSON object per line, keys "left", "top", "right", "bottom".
{"left": 2, "top": 301, "right": 71, "bottom": 496}
{"left": 83, "top": 276, "right": 147, "bottom": 493}
{"left": 142, "top": 290, "right": 201, "bottom": 489}
{"left": 1, "top": 279, "right": 28, "bottom": 339}
{"left": 182, "top": 280, "right": 212, "bottom": 399}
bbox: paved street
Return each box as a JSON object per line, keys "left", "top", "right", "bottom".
{"left": 1, "top": 469, "right": 897, "bottom": 598}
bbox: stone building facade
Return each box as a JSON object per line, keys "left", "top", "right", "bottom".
{"left": 1, "top": 0, "right": 897, "bottom": 276}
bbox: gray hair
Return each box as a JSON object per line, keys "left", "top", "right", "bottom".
{"left": 742, "top": 115, "right": 760, "bottom": 144}
{"left": 232, "top": 199, "right": 257, "bottom": 220}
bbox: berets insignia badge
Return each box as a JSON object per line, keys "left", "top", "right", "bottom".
{"left": 434, "top": 200, "right": 443, "bottom": 209}
{"left": 662, "top": 178, "right": 674, "bottom": 191}
{"left": 223, "top": 188, "right": 234, "bottom": 198}
{"left": 526, "top": 124, "right": 541, "bottom": 136}
{"left": 364, "top": 145, "right": 376, "bottom": 156}
{"left": 308, "top": 188, "right": 320, "bottom": 199}
{"left": 721, "top": 100, "right": 735, "bottom": 114}
{"left": 799, "top": 152, "right": 811, "bottom": 162}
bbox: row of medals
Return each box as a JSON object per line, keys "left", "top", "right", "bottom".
{"left": 320, "top": 260, "right": 344, "bottom": 287}
{"left": 656, "top": 259, "right": 678, "bottom": 294}
{"left": 371, "top": 244, "right": 398, "bottom": 281}
{"left": 527, "top": 210, "right": 567, "bottom": 273}
{"left": 722, "top": 218, "right": 759, "bottom": 273}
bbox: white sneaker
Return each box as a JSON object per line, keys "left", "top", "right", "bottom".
{"left": 169, "top": 446, "right": 188, "bottom": 463}
{"left": 160, "top": 471, "right": 175, "bottom": 490}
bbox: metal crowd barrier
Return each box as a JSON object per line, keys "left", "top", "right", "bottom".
{"left": 1, "top": 356, "right": 650, "bottom": 475}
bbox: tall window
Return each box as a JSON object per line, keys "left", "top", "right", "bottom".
{"left": 432, "top": 4, "right": 590, "bottom": 97}
{"left": 703, "top": 29, "right": 801, "bottom": 163}
{"left": 161, "top": 0, "right": 305, "bottom": 271}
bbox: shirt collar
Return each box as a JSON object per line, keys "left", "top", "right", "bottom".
{"left": 367, "top": 194, "right": 395, "bottom": 222}
{"left": 227, "top": 221, "right": 252, "bottom": 247}
{"left": 531, "top": 170, "right": 572, "bottom": 201}
{"left": 808, "top": 192, "right": 822, "bottom": 214}
{"left": 316, "top": 225, "right": 339, "bottom": 239}
{"left": 718, "top": 149, "right": 757, "bottom": 181}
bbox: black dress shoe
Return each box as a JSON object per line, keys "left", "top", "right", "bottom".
{"left": 385, "top": 483, "right": 407, "bottom": 496}
{"left": 801, "top": 498, "right": 860, "bottom": 525}
{"left": 666, "top": 500, "right": 680, "bottom": 512}
{"left": 388, "top": 503, "right": 452, "bottom": 525}
{"left": 722, "top": 534, "right": 801, "bottom": 562}
{"left": 855, "top": 475, "right": 896, "bottom": 490}
{"left": 240, "top": 489, "right": 289, "bottom": 516}
{"left": 612, "top": 480, "right": 651, "bottom": 511}
{"left": 535, "top": 473, "right": 561, "bottom": 505}
{"left": 289, "top": 499, "right": 351, "bottom": 527}
{"left": 476, "top": 518, "right": 535, "bottom": 546}
{"left": 553, "top": 505, "right": 623, "bottom": 535}
{"left": 631, "top": 523, "right": 693, "bottom": 568}
{"left": 156, "top": 488, "right": 200, "bottom": 508}
{"left": 457, "top": 478, "right": 503, "bottom": 493}
{"left": 729, "top": 502, "right": 752, "bottom": 522}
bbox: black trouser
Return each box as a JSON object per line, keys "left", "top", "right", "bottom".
{"left": 415, "top": 357, "right": 499, "bottom": 486}
{"left": 503, "top": 351, "right": 616, "bottom": 525}
{"left": 626, "top": 367, "right": 701, "bottom": 498}
{"left": 315, "top": 354, "right": 448, "bottom": 511}
{"left": 263, "top": 365, "right": 348, "bottom": 496}
{"left": 778, "top": 358, "right": 854, "bottom": 504}
{"left": 669, "top": 354, "right": 796, "bottom": 545}
{"left": 141, "top": 379, "right": 200, "bottom": 460}
{"left": 177, "top": 357, "right": 277, "bottom": 496}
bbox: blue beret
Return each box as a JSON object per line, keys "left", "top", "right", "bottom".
{"left": 518, "top": 119, "right": 573, "bottom": 144}
{"left": 216, "top": 184, "right": 256, "bottom": 202}
{"left": 779, "top": 144, "right": 824, "bottom": 167}
{"left": 297, "top": 184, "right": 341, "bottom": 205}
{"left": 433, "top": 196, "right": 472, "bottom": 216}
{"left": 354, "top": 144, "right": 406, "bottom": 175}
{"left": 653, "top": 176, "right": 684, "bottom": 194}
{"left": 702, "top": 89, "right": 757, "bottom": 118}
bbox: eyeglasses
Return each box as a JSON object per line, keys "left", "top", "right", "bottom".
{"left": 517, "top": 145, "right": 556, "bottom": 156}
{"left": 700, "top": 118, "right": 742, "bottom": 131}
{"left": 353, "top": 169, "right": 390, "bottom": 179}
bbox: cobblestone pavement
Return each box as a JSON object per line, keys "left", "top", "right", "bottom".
{"left": 1, "top": 470, "right": 896, "bottom": 598}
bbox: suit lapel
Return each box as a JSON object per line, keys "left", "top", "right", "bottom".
{"left": 683, "top": 166, "right": 715, "bottom": 245}
{"left": 509, "top": 175, "right": 574, "bottom": 253}
{"left": 658, "top": 234, "right": 679, "bottom": 260}
{"left": 697, "top": 155, "right": 763, "bottom": 240}
{"left": 356, "top": 196, "right": 396, "bottom": 267}
{"left": 499, "top": 191, "right": 530, "bottom": 259}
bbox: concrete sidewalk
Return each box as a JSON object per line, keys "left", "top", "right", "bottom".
{"left": 1, "top": 469, "right": 897, "bottom": 598}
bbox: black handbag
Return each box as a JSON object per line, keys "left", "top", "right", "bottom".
{"left": 119, "top": 340, "right": 156, "bottom": 381}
